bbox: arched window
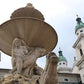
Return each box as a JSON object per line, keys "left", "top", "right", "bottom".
{"left": 77, "top": 33, "right": 79, "bottom": 35}
{"left": 59, "top": 63, "right": 61, "bottom": 65}
{"left": 80, "top": 49, "right": 83, "bottom": 56}
{"left": 80, "top": 30, "right": 83, "bottom": 32}
{"left": 63, "top": 63, "right": 65, "bottom": 64}
{"left": 64, "top": 79, "right": 68, "bottom": 82}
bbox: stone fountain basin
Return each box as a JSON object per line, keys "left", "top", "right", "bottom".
{"left": 0, "top": 17, "right": 58, "bottom": 56}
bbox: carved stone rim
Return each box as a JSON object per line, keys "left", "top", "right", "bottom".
{"left": 0, "top": 17, "right": 58, "bottom": 56}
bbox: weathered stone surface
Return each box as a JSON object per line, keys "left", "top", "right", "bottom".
{"left": 0, "top": 52, "right": 59, "bottom": 84}
{"left": 39, "top": 52, "right": 59, "bottom": 84}
{"left": 0, "top": 3, "right": 58, "bottom": 84}
{"left": 1, "top": 74, "right": 40, "bottom": 84}
{"left": 0, "top": 18, "right": 57, "bottom": 56}
{"left": 11, "top": 3, "right": 45, "bottom": 20}
{"left": 11, "top": 38, "right": 45, "bottom": 76}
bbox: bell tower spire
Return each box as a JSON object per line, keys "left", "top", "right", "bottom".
{"left": 58, "top": 47, "right": 63, "bottom": 56}
{"left": 73, "top": 16, "right": 84, "bottom": 83}
{"left": 57, "top": 48, "right": 72, "bottom": 73}
{"left": 75, "top": 15, "right": 84, "bottom": 36}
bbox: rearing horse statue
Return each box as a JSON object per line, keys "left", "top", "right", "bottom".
{"left": 39, "top": 52, "right": 59, "bottom": 84}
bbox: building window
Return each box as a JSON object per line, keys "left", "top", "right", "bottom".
{"left": 64, "top": 79, "right": 68, "bottom": 82}
{"left": 80, "top": 49, "right": 83, "bottom": 56}
{"left": 59, "top": 63, "right": 61, "bottom": 65}
{"left": 77, "top": 33, "right": 79, "bottom": 35}
{"left": 79, "top": 81, "right": 82, "bottom": 84}
{"left": 80, "top": 30, "right": 83, "bottom": 32}
{"left": 63, "top": 63, "right": 65, "bottom": 64}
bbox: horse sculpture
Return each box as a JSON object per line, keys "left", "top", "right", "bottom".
{"left": 39, "top": 52, "right": 59, "bottom": 84}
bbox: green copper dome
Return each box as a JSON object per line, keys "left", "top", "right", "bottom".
{"left": 75, "top": 17, "right": 84, "bottom": 33}
{"left": 58, "top": 49, "right": 67, "bottom": 62}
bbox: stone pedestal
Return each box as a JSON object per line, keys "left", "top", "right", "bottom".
{"left": 0, "top": 74, "right": 40, "bottom": 84}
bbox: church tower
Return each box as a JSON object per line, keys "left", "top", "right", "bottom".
{"left": 73, "top": 16, "right": 84, "bottom": 83}
{"left": 57, "top": 48, "right": 72, "bottom": 73}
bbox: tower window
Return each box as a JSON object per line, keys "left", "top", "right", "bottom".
{"left": 77, "top": 33, "right": 79, "bottom": 35}
{"left": 80, "top": 30, "right": 83, "bottom": 32}
{"left": 64, "top": 79, "right": 68, "bottom": 82}
{"left": 59, "top": 63, "right": 61, "bottom": 65}
{"left": 63, "top": 63, "right": 65, "bottom": 64}
{"left": 80, "top": 49, "right": 83, "bottom": 56}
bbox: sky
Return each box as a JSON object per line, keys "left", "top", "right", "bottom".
{"left": 0, "top": 0, "right": 84, "bottom": 69}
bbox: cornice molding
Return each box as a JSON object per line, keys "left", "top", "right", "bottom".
{"left": 76, "top": 55, "right": 84, "bottom": 67}
{"left": 73, "top": 34, "right": 84, "bottom": 48}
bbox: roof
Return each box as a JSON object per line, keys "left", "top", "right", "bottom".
{"left": 58, "top": 49, "right": 67, "bottom": 62}
{"left": 75, "top": 17, "right": 84, "bottom": 33}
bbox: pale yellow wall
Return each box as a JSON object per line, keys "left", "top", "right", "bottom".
{"left": 73, "top": 66, "right": 79, "bottom": 73}
{"left": 58, "top": 73, "right": 81, "bottom": 83}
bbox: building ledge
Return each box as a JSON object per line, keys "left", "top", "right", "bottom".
{"left": 73, "top": 34, "right": 84, "bottom": 48}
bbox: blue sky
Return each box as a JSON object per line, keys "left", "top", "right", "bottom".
{"left": 0, "top": 0, "right": 84, "bottom": 69}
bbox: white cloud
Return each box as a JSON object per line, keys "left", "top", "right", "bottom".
{"left": 0, "top": 0, "right": 68, "bottom": 24}
{"left": 0, "top": 51, "right": 12, "bottom": 69}
{"left": 31, "top": 0, "right": 68, "bottom": 17}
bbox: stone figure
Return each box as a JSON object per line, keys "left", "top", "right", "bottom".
{"left": 23, "top": 47, "right": 46, "bottom": 76}
{"left": 39, "top": 52, "right": 59, "bottom": 84}
{"left": 33, "top": 64, "right": 43, "bottom": 75}
{"left": 1, "top": 48, "right": 58, "bottom": 84}
{"left": 0, "top": 3, "right": 58, "bottom": 84}
{"left": 11, "top": 38, "right": 46, "bottom": 76}
{"left": 11, "top": 38, "right": 28, "bottom": 74}
{"left": 3, "top": 38, "right": 59, "bottom": 84}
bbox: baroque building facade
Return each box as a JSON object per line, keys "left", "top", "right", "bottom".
{"left": 73, "top": 16, "right": 84, "bottom": 83}
{"left": 57, "top": 48, "right": 82, "bottom": 84}
{"left": 57, "top": 16, "right": 84, "bottom": 84}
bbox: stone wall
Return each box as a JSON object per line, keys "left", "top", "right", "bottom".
{"left": 58, "top": 73, "right": 82, "bottom": 83}
{"left": 0, "top": 69, "right": 11, "bottom": 78}
{"left": 0, "top": 69, "right": 82, "bottom": 84}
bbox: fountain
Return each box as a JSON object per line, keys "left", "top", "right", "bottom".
{"left": 0, "top": 3, "right": 58, "bottom": 84}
